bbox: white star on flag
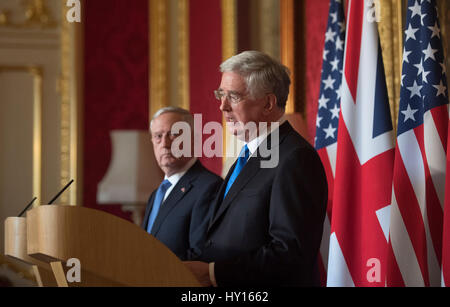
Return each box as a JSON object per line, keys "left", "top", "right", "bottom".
{"left": 335, "top": 37, "right": 344, "bottom": 51}
{"left": 428, "top": 21, "right": 440, "bottom": 38}
{"left": 403, "top": 49, "right": 412, "bottom": 63}
{"left": 325, "top": 28, "right": 336, "bottom": 42}
{"left": 330, "top": 104, "right": 340, "bottom": 119}
{"left": 423, "top": 43, "right": 438, "bottom": 61}
{"left": 323, "top": 124, "right": 337, "bottom": 139}
{"left": 330, "top": 57, "right": 340, "bottom": 71}
{"left": 401, "top": 104, "right": 418, "bottom": 122}
{"left": 414, "top": 58, "right": 424, "bottom": 76}
{"left": 433, "top": 80, "right": 447, "bottom": 97}
{"left": 323, "top": 75, "right": 336, "bottom": 90}
{"left": 318, "top": 94, "right": 330, "bottom": 109}
{"left": 405, "top": 24, "right": 419, "bottom": 41}
{"left": 407, "top": 80, "right": 423, "bottom": 98}
{"left": 316, "top": 116, "right": 323, "bottom": 128}
{"left": 408, "top": 0, "right": 421, "bottom": 19}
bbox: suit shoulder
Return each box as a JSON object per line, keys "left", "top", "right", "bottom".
{"left": 281, "top": 129, "right": 318, "bottom": 157}
{"left": 195, "top": 163, "right": 224, "bottom": 185}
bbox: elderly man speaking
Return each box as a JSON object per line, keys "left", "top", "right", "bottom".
{"left": 184, "top": 51, "right": 328, "bottom": 286}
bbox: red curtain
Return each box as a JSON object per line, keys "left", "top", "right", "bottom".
{"left": 83, "top": 0, "right": 149, "bottom": 220}
{"left": 189, "top": 0, "right": 223, "bottom": 176}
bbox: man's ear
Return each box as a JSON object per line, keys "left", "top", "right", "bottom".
{"left": 263, "top": 93, "right": 278, "bottom": 114}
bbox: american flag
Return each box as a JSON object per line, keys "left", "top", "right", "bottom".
{"left": 326, "top": 0, "right": 395, "bottom": 286}
{"left": 314, "top": 0, "right": 346, "bottom": 284}
{"left": 387, "top": 0, "right": 449, "bottom": 287}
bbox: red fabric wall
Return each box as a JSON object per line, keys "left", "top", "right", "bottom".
{"left": 189, "top": 0, "right": 223, "bottom": 176}
{"left": 304, "top": 0, "right": 331, "bottom": 145}
{"left": 83, "top": 0, "right": 149, "bottom": 220}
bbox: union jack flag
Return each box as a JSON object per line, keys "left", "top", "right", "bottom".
{"left": 314, "top": 0, "right": 346, "bottom": 284}
{"left": 387, "top": 0, "right": 449, "bottom": 287}
{"left": 326, "top": 0, "right": 395, "bottom": 286}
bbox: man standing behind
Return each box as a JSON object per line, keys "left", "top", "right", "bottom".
{"left": 185, "top": 51, "right": 328, "bottom": 286}
{"left": 142, "top": 107, "right": 223, "bottom": 261}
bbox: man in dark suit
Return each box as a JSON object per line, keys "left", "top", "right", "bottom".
{"left": 142, "top": 107, "right": 223, "bottom": 261}
{"left": 184, "top": 51, "right": 328, "bottom": 286}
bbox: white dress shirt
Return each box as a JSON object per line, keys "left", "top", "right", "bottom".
{"left": 162, "top": 158, "right": 197, "bottom": 202}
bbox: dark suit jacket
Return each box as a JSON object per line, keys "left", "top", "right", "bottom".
{"left": 199, "top": 121, "right": 328, "bottom": 286}
{"left": 141, "top": 160, "right": 223, "bottom": 260}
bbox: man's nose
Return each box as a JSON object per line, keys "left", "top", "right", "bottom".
{"left": 219, "top": 97, "right": 231, "bottom": 112}
{"left": 161, "top": 134, "right": 172, "bottom": 148}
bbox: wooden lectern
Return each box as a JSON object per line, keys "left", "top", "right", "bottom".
{"left": 4, "top": 205, "right": 201, "bottom": 287}
{"left": 4, "top": 217, "right": 57, "bottom": 286}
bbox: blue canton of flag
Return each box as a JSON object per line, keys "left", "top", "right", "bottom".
{"left": 315, "top": 0, "right": 346, "bottom": 149}
{"left": 397, "top": 0, "right": 448, "bottom": 136}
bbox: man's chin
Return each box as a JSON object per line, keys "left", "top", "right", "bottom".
{"left": 227, "top": 127, "right": 256, "bottom": 142}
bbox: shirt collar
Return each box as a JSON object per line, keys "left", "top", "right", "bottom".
{"left": 245, "top": 115, "right": 286, "bottom": 156}
{"left": 164, "top": 158, "right": 197, "bottom": 186}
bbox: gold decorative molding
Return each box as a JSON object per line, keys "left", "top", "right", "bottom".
{"left": 177, "top": 0, "right": 189, "bottom": 111}
{"left": 149, "top": 0, "right": 169, "bottom": 119}
{"left": 280, "top": 0, "right": 295, "bottom": 114}
{"left": 59, "top": 1, "right": 83, "bottom": 206}
{"left": 378, "top": 0, "right": 404, "bottom": 134}
{"left": 221, "top": 0, "right": 237, "bottom": 60}
{"left": 0, "top": 66, "right": 42, "bottom": 206}
{"left": 259, "top": 0, "right": 280, "bottom": 60}
{"left": 0, "top": 0, "right": 57, "bottom": 29}
{"left": 221, "top": 0, "right": 238, "bottom": 169}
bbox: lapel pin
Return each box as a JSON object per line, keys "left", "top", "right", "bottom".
{"left": 181, "top": 187, "right": 186, "bottom": 193}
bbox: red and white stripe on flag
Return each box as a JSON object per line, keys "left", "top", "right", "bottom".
{"left": 443, "top": 110, "right": 450, "bottom": 286}
{"left": 314, "top": 0, "right": 346, "bottom": 284}
{"left": 386, "top": 0, "right": 449, "bottom": 287}
{"left": 326, "top": 0, "right": 395, "bottom": 286}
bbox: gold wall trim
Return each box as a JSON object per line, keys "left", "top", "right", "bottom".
{"left": 280, "top": 0, "right": 295, "bottom": 114}
{"left": 177, "top": 0, "right": 189, "bottom": 111}
{"left": 0, "top": 30, "right": 59, "bottom": 39}
{"left": 378, "top": 0, "right": 404, "bottom": 135}
{"left": 0, "top": 42, "right": 59, "bottom": 49}
{"left": 258, "top": 0, "right": 280, "bottom": 60}
{"left": 59, "top": 1, "right": 83, "bottom": 206}
{"left": 149, "top": 0, "right": 169, "bottom": 119}
{"left": 0, "top": 0, "right": 57, "bottom": 29}
{"left": 0, "top": 65, "right": 42, "bottom": 206}
{"left": 221, "top": 0, "right": 237, "bottom": 60}
{"left": 221, "top": 0, "right": 237, "bottom": 167}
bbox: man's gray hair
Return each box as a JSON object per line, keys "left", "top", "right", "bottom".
{"left": 150, "top": 106, "right": 194, "bottom": 130}
{"left": 220, "top": 50, "right": 291, "bottom": 109}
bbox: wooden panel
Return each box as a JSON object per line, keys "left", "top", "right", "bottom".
{"left": 0, "top": 67, "right": 42, "bottom": 255}
{"left": 4, "top": 217, "right": 56, "bottom": 286}
{"left": 26, "top": 205, "right": 201, "bottom": 286}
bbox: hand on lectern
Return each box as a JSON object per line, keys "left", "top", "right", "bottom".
{"left": 183, "top": 261, "right": 212, "bottom": 287}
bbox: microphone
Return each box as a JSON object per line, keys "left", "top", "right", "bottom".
{"left": 47, "top": 179, "right": 74, "bottom": 205}
{"left": 18, "top": 197, "right": 37, "bottom": 217}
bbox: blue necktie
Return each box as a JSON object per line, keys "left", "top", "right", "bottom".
{"left": 147, "top": 179, "right": 172, "bottom": 233}
{"left": 224, "top": 145, "right": 250, "bottom": 198}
